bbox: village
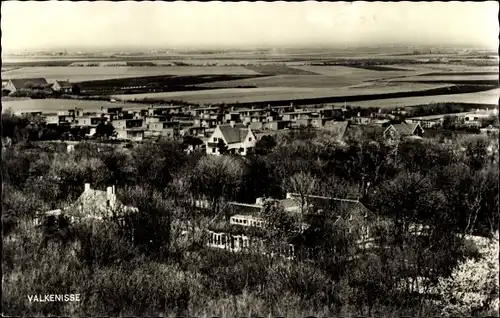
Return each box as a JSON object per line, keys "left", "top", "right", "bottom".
{"left": 2, "top": 1, "right": 499, "bottom": 316}
{"left": 4, "top": 78, "right": 499, "bottom": 155}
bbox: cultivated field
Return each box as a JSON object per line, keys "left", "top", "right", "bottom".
{"left": 2, "top": 51, "right": 498, "bottom": 108}
{"left": 111, "top": 84, "right": 456, "bottom": 105}
{"left": 349, "top": 88, "right": 500, "bottom": 108}
{"left": 1, "top": 66, "right": 261, "bottom": 82}
{"left": 395, "top": 74, "right": 499, "bottom": 82}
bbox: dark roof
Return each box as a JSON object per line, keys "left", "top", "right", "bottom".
{"left": 345, "top": 124, "right": 386, "bottom": 140}
{"left": 323, "top": 120, "right": 348, "bottom": 140}
{"left": 9, "top": 78, "right": 48, "bottom": 89}
{"left": 218, "top": 124, "right": 250, "bottom": 144}
{"left": 393, "top": 123, "right": 420, "bottom": 136}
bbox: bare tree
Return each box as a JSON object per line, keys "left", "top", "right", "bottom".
{"left": 287, "top": 171, "right": 318, "bottom": 233}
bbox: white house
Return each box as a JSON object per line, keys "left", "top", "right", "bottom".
{"left": 206, "top": 123, "right": 257, "bottom": 156}
{"left": 52, "top": 80, "right": 72, "bottom": 93}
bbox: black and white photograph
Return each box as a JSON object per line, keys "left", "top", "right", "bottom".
{"left": 1, "top": 1, "right": 499, "bottom": 316}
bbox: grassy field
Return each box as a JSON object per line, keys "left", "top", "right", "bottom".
{"left": 348, "top": 88, "right": 499, "bottom": 108}
{"left": 1, "top": 66, "right": 261, "bottom": 82}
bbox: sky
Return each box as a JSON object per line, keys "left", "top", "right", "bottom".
{"left": 2, "top": 1, "right": 498, "bottom": 52}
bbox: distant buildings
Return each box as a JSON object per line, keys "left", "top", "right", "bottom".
{"left": 4, "top": 78, "right": 49, "bottom": 94}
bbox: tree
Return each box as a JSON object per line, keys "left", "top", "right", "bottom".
{"left": 216, "top": 139, "right": 228, "bottom": 155}
{"left": 254, "top": 135, "right": 277, "bottom": 155}
{"left": 131, "top": 139, "right": 187, "bottom": 189}
{"left": 437, "top": 232, "right": 499, "bottom": 316}
{"left": 190, "top": 156, "right": 244, "bottom": 217}
{"left": 261, "top": 199, "right": 298, "bottom": 243}
{"left": 71, "top": 84, "right": 81, "bottom": 95}
{"left": 95, "top": 122, "right": 117, "bottom": 139}
{"left": 287, "top": 171, "right": 318, "bottom": 232}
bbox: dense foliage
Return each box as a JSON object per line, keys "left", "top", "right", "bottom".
{"left": 2, "top": 112, "right": 499, "bottom": 316}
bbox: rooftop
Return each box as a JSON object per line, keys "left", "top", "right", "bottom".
{"left": 218, "top": 124, "right": 250, "bottom": 144}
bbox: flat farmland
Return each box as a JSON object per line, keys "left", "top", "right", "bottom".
{"left": 395, "top": 74, "right": 499, "bottom": 82}
{"left": 1, "top": 66, "right": 261, "bottom": 82}
{"left": 349, "top": 88, "right": 500, "bottom": 108}
{"left": 196, "top": 65, "right": 435, "bottom": 89}
{"left": 391, "top": 63, "right": 499, "bottom": 73}
{"left": 196, "top": 75, "right": 449, "bottom": 89}
{"left": 1, "top": 98, "right": 149, "bottom": 113}
{"left": 111, "top": 84, "right": 454, "bottom": 105}
{"left": 292, "top": 65, "right": 419, "bottom": 78}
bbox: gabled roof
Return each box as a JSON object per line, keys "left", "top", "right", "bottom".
{"left": 345, "top": 124, "right": 386, "bottom": 140}
{"left": 54, "top": 80, "right": 71, "bottom": 88}
{"left": 323, "top": 120, "right": 348, "bottom": 140}
{"left": 68, "top": 188, "right": 137, "bottom": 218}
{"left": 8, "top": 78, "right": 48, "bottom": 89}
{"left": 392, "top": 123, "right": 420, "bottom": 136}
{"left": 218, "top": 124, "right": 250, "bottom": 144}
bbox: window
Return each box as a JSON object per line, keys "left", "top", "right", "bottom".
{"left": 212, "top": 148, "right": 216, "bottom": 153}
{"left": 213, "top": 137, "right": 217, "bottom": 142}
{"left": 222, "top": 235, "right": 226, "bottom": 246}
{"left": 249, "top": 137, "right": 252, "bottom": 141}
{"left": 243, "top": 220, "right": 247, "bottom": 224}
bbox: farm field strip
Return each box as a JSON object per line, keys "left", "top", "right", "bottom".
{"left": 1, "top": 66, "right": 262, "bottom": 82}
{"left": 291, "top": 65, "right": 421, "bottom": 78}
{"left": 196, "top": 75, "right": 454, "bottom": 90}
{"left": 394, "top": 75, "right": 499, "bottom": 82}
{"left": 195, "top": 74, "right": 399, "bottom": 89}
{"left": 111, "top": 84, "right": 456, "bottom": 105}
{"left": 348, "top": 88, "right": 500, "bottom": 108}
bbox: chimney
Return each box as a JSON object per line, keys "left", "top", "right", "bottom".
{"left": 230, "top": 121, "right": 235, "bottom": 128}
{"left": 286, "top": 193, "right": 293, "bottom": 199}
{"left": 255, "top": 197, "right": 264, "bottom": 205}
{"left": 107, "top": 186, "right": 116, "bottom": 208}
{"left": 84, "top": 183, "right": 91, "bottom": 192}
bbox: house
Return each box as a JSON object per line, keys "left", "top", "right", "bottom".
{"left": 392, "top": 122, "right": 424, "bottom": 138}
{"left": 52, "top": 80, "right": 72, "bottom": 93}
{"left": 116, "top": 128, "right": 145, "bottom": 141}
{"left": 69, "top": 184, "right": 138, "bottom": 220}
{"left": 249, "top": 122, "right": 264, "bottom": 130}
{"left": 111, "top": 119, "right": 143, "bottom": 130}
{"left": 35, "top": 183, "right": 138, "bottom": 225}
{"left": 282, "top": 110, "right": 316, "bottom": 122}
{"left": 193, "top": 117, "right": 219, "bottom": 129}
{"left": 147, "top": 121, "right": 180, "bottom": 138}
{"left": 265, "top": 120, "right": 292, "bottom": 131}
{"left": 311, "top": 118, "right": 331, "bottom": 128}
{"left": 322, "top": 120, "right": 349, "bottom": 141}
{"left": 147, "top": 105, "right": 184, "bottom": 116}
{"left": 206, "top": 193, "right": 376, "bottom": 259}
{"left": 206, "top": 124, "right": 257, "bottom": 156}
{"left": 191, "top": 107, "right": 219, "bottom": 117}
{"left": 74, "top": 116, "right": 103, "bottom": 127}
{"left": 406, "top": 115, "right": 443, "bottom": 129}
{"left": 4, "top": 78, "right": 49, "bottom": 94}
